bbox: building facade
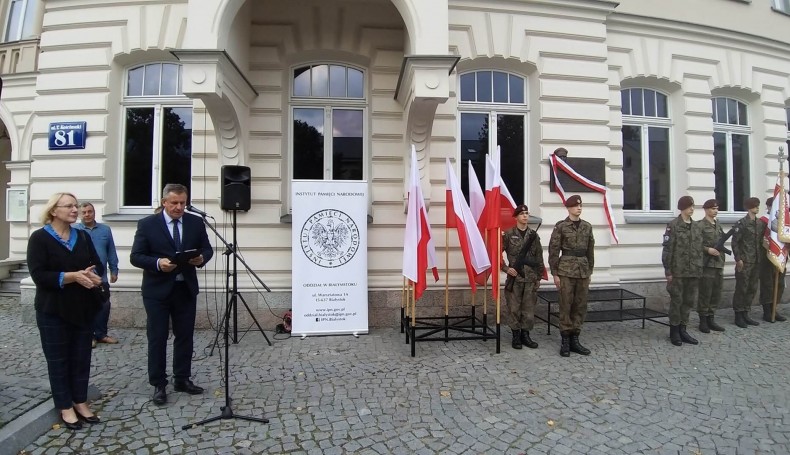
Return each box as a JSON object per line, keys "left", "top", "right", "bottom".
{"left": 3, "top": 0, "right": 790, "bottom": 326}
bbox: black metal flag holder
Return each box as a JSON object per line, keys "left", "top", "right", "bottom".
{"left": 183, "top": 209, "right": 270, "bottom": 429}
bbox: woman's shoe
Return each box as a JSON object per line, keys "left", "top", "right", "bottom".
{"left": 75, "top": 410, "right": 101, "bottom": 424}
{"left": 60, "top": 413, "right": 83, "bottom": 430}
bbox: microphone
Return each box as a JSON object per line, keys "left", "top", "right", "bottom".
{"left": 186, "top": 205, "right": 213, "bottom": 219}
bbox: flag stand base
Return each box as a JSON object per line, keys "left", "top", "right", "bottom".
{"left": 403, "top": 305, "right": 500, "bottom": 357}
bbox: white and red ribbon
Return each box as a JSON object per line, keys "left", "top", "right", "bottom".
{"left": 549, "top": 154, "right": 619, "bottom": 244}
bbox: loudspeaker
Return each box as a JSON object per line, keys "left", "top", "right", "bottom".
{"left": 220, "top": 165, "right": 251, "bottom": 211}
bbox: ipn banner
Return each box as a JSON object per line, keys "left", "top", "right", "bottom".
{"left": 291, "top": 180, "right": 368, "bottom": 336}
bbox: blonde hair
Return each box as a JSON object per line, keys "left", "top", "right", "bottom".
{"left": 40, "top": 192, "right": 77, "bottom": 225}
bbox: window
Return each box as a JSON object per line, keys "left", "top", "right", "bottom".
{"left": 712, "top": 97, "right": 750, "bottom": 211}
{"left": 122, "top": 63, "right": 192, "bottom": 209}
{"left": 4, "top": 0, "right": 38, "bottom": 41}
{"left": 773, "top": 0, "right": 790, "bottom": 14}
{"left": 458, "top": 71, "right": 528, "bottom": 204}
{"left": 621, "top": 88, "right": 671, "bottom": 211}
{"left": 291, "top": 64, "right": 365, "bottom": 181}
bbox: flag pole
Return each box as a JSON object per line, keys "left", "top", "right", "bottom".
{"left": 777, "top": 145, "right": 788, "bottom": 321}
{"left": 772, "top": 269, "right": 779, "bottom": 323}
{"left": 401, "top": 276, "right": 407, "bottom": 334}
{"left": 445, "top": 226, "right": 450, "bottom": 340}
{"left": 495, "top": 226, "right": 501, "bottom": 354}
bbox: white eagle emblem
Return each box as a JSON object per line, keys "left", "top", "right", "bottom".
{"left": 310, "top": 219, "right": 350, "bottom": 259}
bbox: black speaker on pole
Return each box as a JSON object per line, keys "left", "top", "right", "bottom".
{"left": 221, "top": 165, "right": 251, "bottom": 211}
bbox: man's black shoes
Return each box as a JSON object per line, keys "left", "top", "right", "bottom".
{"left": 174, "top": 380, "right": 204, "bottom": 395}
{"left": 153, "top": 386, "right": 167, "bottom": 406}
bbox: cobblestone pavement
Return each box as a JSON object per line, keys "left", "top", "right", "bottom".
{"left": 2, "top": 297, "right": 790, "bottom": 455}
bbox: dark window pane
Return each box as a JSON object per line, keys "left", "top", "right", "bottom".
{"left": 716, "top": 98, "right": 727, "bottom": 124}
{"left": 143, "top": 64, "right": 162, "bottom": 96}
{"left": 311, "top": 65, "right": 329, "bottom": 97}
{"left": 647, "top": 127, "right": 670, "bottom": 210}
{"left": 127, "top": 66, "right": 144, "bottom": 96}
{"left": 293, "top": 108, "right": 324, "bottom": 179}
{"left": 712, "top": 99, "right": 719, "bottom": 123}
{"left": 161, "top": 107, "right": 192, "bottom": 197}
{"left": 493, "top": 71, "right": 508, "bottom": 103}
{"left": 161, "top": 64, "right": 180, "bottom": 96}
{"left": 123, "top": 108, "right": 155, "bottom": 206}
{"left": 460, "top": 73, "right": 475, "bottom": 102}
{"left": 621, "top": 125, "right": 642, "bottom": 210}
{"left": 656, "top": 92, "right": 668, "bottom": 118}
{"left": 726, "top": 98, "right": 738, "bottom": 125}
{"left": 294, "top": 66, "right": 311, "bottom": 96}
{"left": 713, "top": 132, "right": 728, "bottom": 210}
{"left": 332, "top": 109, "right": 363, "bottom": 180}
{"left": 738, "top": 101, "right": 748, "bottom": 126}
{"left": 347, "top": 68, "right": 363, "bottom": 98}
{"left": 644, "top": 89, "right": 656, "bottom": 117}
{"left": 631, "top": 89, "right": 643, "bottom": 116}
{"left": 460, "top": 113, "right": 489, "bottom": 200}
{"left": 621, "top": 90, "right": 630, "bottom": 115}
{"left": 732, "top": 134, "right": 750, "bottom": 211}
{"left": 509, "top": 74, "right": 524, "bottom": 104}
{"left": 476, "top": 71, "right": 492, "bottom": 103}
{"left": 329, "top": 65, "right": 346, "bottom": 98}
{"left": 497, "top": 114, "right": 524, "bottom": 204}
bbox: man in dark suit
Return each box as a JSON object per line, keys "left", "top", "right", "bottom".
{"left": 130, "top": 183, "right": 214, "bottom": 405}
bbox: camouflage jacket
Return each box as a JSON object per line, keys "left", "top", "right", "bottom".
{"left": 501, "top": 226, "right": 545, "bottom": 282}
{"left": 548, "top": 217, "right": 594, "bottom": 278}
{"left": 732, "top": 215, "right": 766, "bottom": 264}
{"left": 697, "top": 218, "right": 725, "bottom": 269}
{"left": 661, "top": 216, "right": 704, "bottom": 278}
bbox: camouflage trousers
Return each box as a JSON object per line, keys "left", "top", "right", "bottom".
{"left": 759, "top": 256, "right": 786, "bottom": 309}
{"left": 558, "top": 276, "right": 590, "bottom": 334}
{"left": 697, "top": 268, "right": 723, "bottom": 316}
{"left": 503, "top": 277, "right": 537, "bottom": 331}
{"left": 732, "top": 261, "right": 759, "bottom": 312}
{"left": 667, "top": 277, "right": 698, "bottom": 326}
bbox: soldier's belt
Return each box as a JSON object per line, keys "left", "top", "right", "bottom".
{"left": 561, "top": 249, "right": 587, "bottom": 257}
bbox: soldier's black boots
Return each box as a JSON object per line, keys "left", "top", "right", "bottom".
{"left": 512, "top": 329, "right": 523, "bottom": 350}
{"left": 762, "top": 305, "right": 787, "bottom": 323}
{"left": 734, "top": 312, "right": 748, "bottom": 328}
{"left": 707, "top": 315, "right": 725, "bottom": 332}
{"left": 569, "top": 334, "right": 591, "bottom": 355}
{"left": 669, "top": 325, "right": 682, "bottom": 346}
{"left": 742, "top": 312, "right": 760, "bottom": 326}
{"left": 560, "top": 334, "right": 570, "bottom": 357}
{"left": 678, "top": 325, "right": 698, "bottom": 345}
{"left": 521, "top": 330, "right": 538, "bottom": 349}
{"left": 698, "top": 314, "right": 710, "bottom": 334}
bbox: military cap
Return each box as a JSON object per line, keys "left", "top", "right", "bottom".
{"left": 564, "top": 195, "right": 582, "bottom": 207}
{"left": 677, "top": 196, "right": 694, "bottom": 210}
{"left": 702, "top": 199, "right": 718, "bottom": 209}
{"left": 744, "top": 197, "right": 760, "bottom": 210}
{"left": 766, "top": 197, "right": 775, "bottom": 208}
{"left": 513, "top": 204, "right": 529, "bottom": 217}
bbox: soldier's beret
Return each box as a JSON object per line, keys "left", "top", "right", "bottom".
{"left": 702, "top": 199, "right": 718, "bottom": 209}
{"left": 766, "top": 197, "right": 775, "bottom": 208}
{"left": 744, "top": 197, "right": 760, "bottom": 210}
{"left": 564, "top": 195, "right": 582, "bottom": 207}
{"left": 677, "top": 196, "right": 694, "bottom": 210}
{"left": 512, "top": 204, "right": 529, "bottom": 217}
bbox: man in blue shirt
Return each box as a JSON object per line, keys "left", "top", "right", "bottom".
{"left": 76, "top": 202, "right": 120, "bottom": 347}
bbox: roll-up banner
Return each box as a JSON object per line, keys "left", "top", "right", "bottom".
{"left": 291, "top": 181, "right": 369, "bottom": 336}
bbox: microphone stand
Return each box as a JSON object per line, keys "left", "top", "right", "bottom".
{"left": 183, "top": 210, "right": 270, "bottom": 429}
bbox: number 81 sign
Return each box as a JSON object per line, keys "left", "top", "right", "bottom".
{"left": 48, "top": 122, "right": 87, "bottom": 150}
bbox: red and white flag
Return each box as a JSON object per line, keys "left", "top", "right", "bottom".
{"left": 446, "top": 159, "right": 491, "bottom": 291}
{"left": 764, "top": 175, "right": 790, "bottom": 272}
{"left": 484, "top": 151, "right": 517, "bottom": 232}
{"left": 402, "top": 145, "right": 439, "bottom": 300}
{"left": 468, "top": 161, "right": 485, "bottom": 224}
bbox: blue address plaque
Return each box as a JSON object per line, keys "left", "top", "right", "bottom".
{"left": 48, "top": 121, "right": 87, "bottom": 150}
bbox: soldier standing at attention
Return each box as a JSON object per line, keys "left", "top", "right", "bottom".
{"left": 661, "top": 196, "right": 703, "bottom": 346}
{"left": 501, "top": 204, "right": 545, "bottom": 350}
{"left": 696, "top": 199, "right": 726, "bottom": 333}
{"left": 758, "top": 197, "right": 787, "bottom": 323}
{"left": 731, "top": 197, "right": 764, "bottom": 328}
{"left": 548, "top": 195, "right": 594, "bottom": 357}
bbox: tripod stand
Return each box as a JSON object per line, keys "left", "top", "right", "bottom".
{"left": 183, "top": 210, "right": 270, "bottom": 429}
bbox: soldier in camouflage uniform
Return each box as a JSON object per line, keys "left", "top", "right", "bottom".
{"left": 731, "top": 197, "right": 764, "bottom": 328}
{"left": 501, "top": 204, "right": 545, "bottom": 350}
{"left": 758, "top": 197, "right": 787, "bottom": 323}
{"left": 548, "top": 195, "right": 594, "bottom": 357}
{"left": 696, "top": 199, "right": 726, "bottom": 333}
{"left": 661, "top": 196, "right": 703, "bottom": 346}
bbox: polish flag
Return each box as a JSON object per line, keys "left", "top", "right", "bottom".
{"left": 402, "top": 145, "right": 439, "bottom": 300}
{"left": 468, "top": 161, "right": 486, "bottom": 224}
{"left": 484, "top": 152, "right": 517, "bottom": 232}
{"left": 446, "top": 159, "right": 491, "bottom": 291}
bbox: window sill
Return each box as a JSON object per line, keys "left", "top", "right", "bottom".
{"left": 624, "top": 211, "right": 746, "bottom": 224}
{"left": 280, "top": 214, "right": 374, "bottom": 224}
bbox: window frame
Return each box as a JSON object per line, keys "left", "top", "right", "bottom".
{"left": 620, "top": 88, "right": 673, "bottom": 213}
{"left": 119, "top": 62, "right": 192, "bottom": 214}
{"left": 4, "top": 0, "right": 37, "bottom": 42}
{"left": 711, "top": 97, "right": 752, "bottom": 213}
